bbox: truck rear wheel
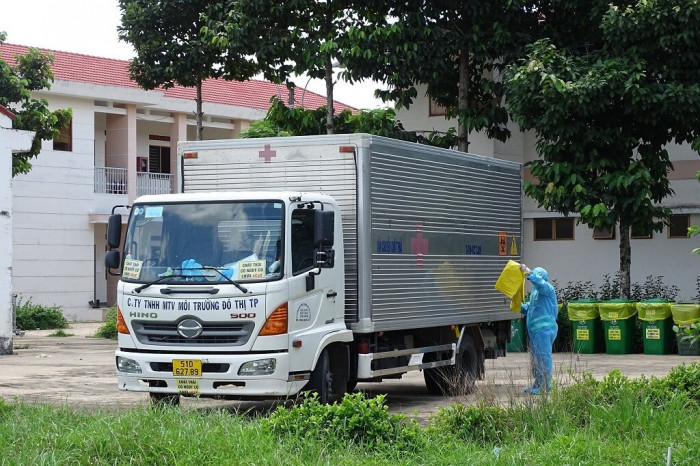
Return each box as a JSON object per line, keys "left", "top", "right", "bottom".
{"left": 306, "top": 348, "right": 332, "bottom": 404}
{"left": 424, "top": 334, "right": 478, "bottom": 396}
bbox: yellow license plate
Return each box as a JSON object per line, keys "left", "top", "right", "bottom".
{"left": 172, "top": 359, "right": 202, "bottom": 377}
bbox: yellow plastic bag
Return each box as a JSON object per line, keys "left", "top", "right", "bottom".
{"left": 494, "top": 260, "right": 525, "bottom": 313}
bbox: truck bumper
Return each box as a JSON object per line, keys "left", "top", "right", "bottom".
{"left": 115, "top": 350, "right": 308, "bottom": 399}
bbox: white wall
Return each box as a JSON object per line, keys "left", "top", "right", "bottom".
{"left": 1, "top": 113, "right": 34, "bottom": 353}
{"left": 11, "top": 96, "right": 101, "bottom": 321}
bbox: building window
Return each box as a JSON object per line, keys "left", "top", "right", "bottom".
{"left": 668, "top": 214, "right": 690, "bottom": 238}
{"left": 429, "top": 97, "right": 447, "bottom": 117}
{"left": 534, "top": 217, "right": 574, "bottom": 240}
{"left": 53, "top": 119, "right": 72, "bottom": 151}
{"left": 593, "top": 226, "right": 615, "bottom": 240}
{"left": 631, "top": 224, "right": 653, "bottom": 239}
{"left": 148, "top": 145, "right": 171, "bottom": 174}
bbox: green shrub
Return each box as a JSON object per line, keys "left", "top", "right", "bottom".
{"left": 428, "top": 403, "right": 511, "bottom": 446}
{"left": 15, "top": 298, "right": 68, "bottom": 330}
{"left": 95, "top": 307, "right": 118, "bottom": 339}
{"left": 262, "top": 392, "right": 423, "bottom": 453}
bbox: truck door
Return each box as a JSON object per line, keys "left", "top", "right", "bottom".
{"left": 286, "top": 203, "right": 341, "bottom": 338}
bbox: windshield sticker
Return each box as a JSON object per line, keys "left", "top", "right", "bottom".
{"left": 145, "top": 206, "right": 163, "bottom": 218}
{"left": 239, "top": 260, "right": 266, "bottom": 280}
{"left": 122, "top": 259, "right": 143, "bottom": 279}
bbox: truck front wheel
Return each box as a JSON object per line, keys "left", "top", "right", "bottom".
{"left": 150, "top": 392, "right": 180, "bottom": 407}
{"left": 306, "top": 348, "right": 332, "bottom": 404}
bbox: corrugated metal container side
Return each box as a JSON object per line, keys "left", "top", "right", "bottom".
{"left": 178, "top": 134, "right": 522, "bottom": 334}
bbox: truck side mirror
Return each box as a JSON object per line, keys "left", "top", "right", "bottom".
{"left": 314, "top": 210, "right": 334, "bottom": 246}
{"left": 105, "top": 250, "right": 121, "bottom": 270}
{"left": 107, "top": 214, "right": 122, "bottom": 249}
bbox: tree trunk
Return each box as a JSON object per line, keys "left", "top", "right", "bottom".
{"left": 457, "top": 48, "right": 469, "bottom": 152}
{"left": 196, "top": 79, "right": 203, "bottom": 141}
{"left": 618, "top": 221, "right": 631, "bottom": 299}
{"left": 325, "top": 56, "right": 334, "bottom": 135}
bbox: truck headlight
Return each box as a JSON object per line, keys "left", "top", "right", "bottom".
{"left": 238, "top": 358, "right": 276, "bottom": 376}
{"left": 116, "top": 356, "right": 142, "bottom": 374}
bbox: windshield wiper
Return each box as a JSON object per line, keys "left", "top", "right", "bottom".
{"left": 133, "top": 271, "right": 186, "bottom": 293}
{"left": 133, "top": 267, "right": 249, "bottom": 294}
{"left": 199, "top": 266, "right": 249, "bottom": 293}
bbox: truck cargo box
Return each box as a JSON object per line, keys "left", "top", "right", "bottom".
{"left": 179, "top": 134, "right": 522, "bottom": 333}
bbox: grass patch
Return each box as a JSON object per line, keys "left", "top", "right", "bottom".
{"left": 94, "top": 308, "right": 117, "bottom": 339}
{"left": 47, "top": 330, "right": 74, "bottom": 337}
{"left": 1, "top": 364, "right": 699, "bottom": 464}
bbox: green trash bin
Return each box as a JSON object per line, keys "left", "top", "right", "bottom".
{"left": 507, "top": 317, "right": 527, "bottom": 352}
{"left": 636, "top": 300, "right": 674, "bottom": 355}
{"left": 599, "top": 299, "right": 637, "bottom": 354}
{"left": 671, "top": 304, "right": 700, "bottom": 356}
{"left": 567, "top": 300, "right": 601, "bottom": 354}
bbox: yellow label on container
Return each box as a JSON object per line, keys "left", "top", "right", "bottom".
{"left": 647, "top": 309, "right": 656, "bottom": 318}
{"left": 646, "top": 328, "right": 660, "bottom": 340}
{"left": 576, "top": 329, "right": 590, "bottom": 341}
{"left": 608, "top": 329, "right": 621, "bottom": 340}
{"left": 608, "top": 312, "right": 619, "bottom": 320}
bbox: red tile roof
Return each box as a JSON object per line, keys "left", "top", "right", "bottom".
{"left": 0, "top": 43, "right": 355, "bottom": 112}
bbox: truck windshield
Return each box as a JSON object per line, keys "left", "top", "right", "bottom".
{"left": 121, "top": 201, "right": 283, "bottom": 284}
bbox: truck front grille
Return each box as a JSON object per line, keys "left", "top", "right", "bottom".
{"left": 132, "top": 320, "right": 255, "bottom": 346}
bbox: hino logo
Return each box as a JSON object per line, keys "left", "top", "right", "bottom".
{"left": 130, "top": 312, "right": 158, "bottom": 319}
{"left": 177, "top": 319, "right": 203, "bottom": 339}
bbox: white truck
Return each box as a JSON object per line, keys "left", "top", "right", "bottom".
{"left": 105, "top": 134, "right": 522, "bottom": 405}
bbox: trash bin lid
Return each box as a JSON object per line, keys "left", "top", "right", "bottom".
{"left": 567, "top": 302, "right": 599, "bottom": 321}
{"left": 671, "top": 303, "right": 700, "bottom": 325}
{"left": 598, "top": 300, "right": 637, "bottom": 320}
{"left": 636, "top": 301, "right": 673, "bottom": 321}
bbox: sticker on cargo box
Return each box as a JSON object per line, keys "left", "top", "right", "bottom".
{"left": 576, "top": 329, "right": 590, "bottom": 341}
{"left": 608, "top": 329, "right": 621, "bottom": 340}
{"left": 176, "top": 378, "right": 201, "bottom": 395}
{"left": 646, "top": 328, "right": 660, "bottom": 340}
{"left": 239, "top": 260, "right": 266, "bottom": 279}
{"left": 498, "top": 232, "right": 507, "bottom": 256}
{"left": 122, "top": 259, "right": 143, "bottom": 279}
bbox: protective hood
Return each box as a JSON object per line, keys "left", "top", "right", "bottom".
{"left": 531, "top": 267, "right": 549, "bottom": 282}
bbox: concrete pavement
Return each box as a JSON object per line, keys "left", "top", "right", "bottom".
{"left": 1, "top": 323, "right": 697, "bottom": 418}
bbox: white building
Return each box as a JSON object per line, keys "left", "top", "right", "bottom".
{"left": 1, "top": 43, "right": 354, "bottom": 321}
{"left": 1, "top": 105, "right": 34, "bottom": 353}
{"left": 397, "top": 90, "right": 700, "bottom": 301}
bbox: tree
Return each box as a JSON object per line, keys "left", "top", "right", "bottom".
{"left": 118, "top": 0, "right": 258, "bottom": 140}
{"left": 505, "top": 0, "right": 700, "bottom": 298}
{"left": 341, "top": 1, "right": 542, "bottom": 151}
{"left": 239, "top": 97, "right": 453, "bottom": 148}
{"left": 206, "top": 0, "right": 373, "bottom": 134}
{"left": 0, "top": 32, "right": 72, "bottom": 176}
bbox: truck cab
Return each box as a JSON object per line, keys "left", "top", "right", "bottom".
{"left": 107, "top": 191, "right": 352, "bottom": 404}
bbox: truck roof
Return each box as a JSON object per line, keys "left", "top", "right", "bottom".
{"left": 133, "top": 191, "right": 337, "bottom": 205}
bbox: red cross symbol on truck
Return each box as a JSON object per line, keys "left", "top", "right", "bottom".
{"left": 259, "top": 144, "right": 276, "bottom": 163}
{"left": 411, "top": 223, "right": 429, "bottom": 268}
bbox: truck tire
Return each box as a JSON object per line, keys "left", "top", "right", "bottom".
{"left": 453, "top": 335, "right": 478, "bottom": 395}
{"left": 150, "top": 392, "right": 180, "bottom": 407}
{"left": 423, "top": 334, "right": 478, "bottom": 396}
{"left": 306, "top": 348, "right": 332, "bottom": 404}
